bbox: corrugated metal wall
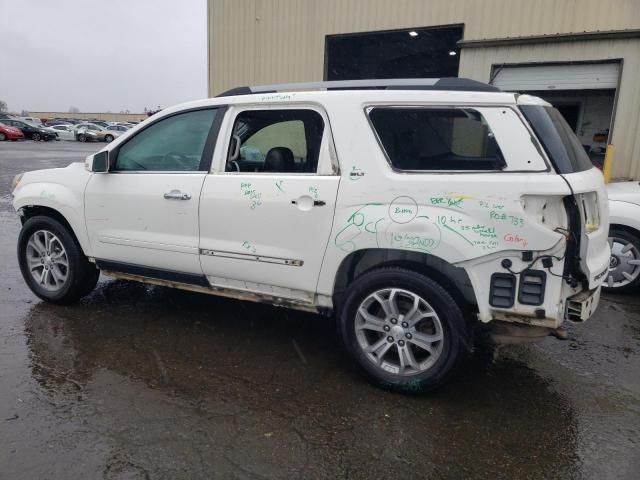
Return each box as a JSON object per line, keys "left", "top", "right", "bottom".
{"left": 208, "top": 0, "right": 639, "bottom": 94}
{"left": 460, "top": 39, "right": 640, "bottom": 180}
{"left": 208, "top": 0, "right": 640, "bottom": 178}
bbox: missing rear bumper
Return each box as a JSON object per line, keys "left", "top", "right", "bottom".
{"left": 565, "top": 287, "right": 601, "bottom": 323}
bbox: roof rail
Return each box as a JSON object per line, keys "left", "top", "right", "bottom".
{"left": 216, "top": 78, "right": 500, "bottom": 97}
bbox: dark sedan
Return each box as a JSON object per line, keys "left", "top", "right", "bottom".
{"left": 1, "top": 119, "right": 57, "bottom": 141}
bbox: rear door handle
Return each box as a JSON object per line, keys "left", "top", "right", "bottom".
{"left": 164, "top": 190, "right": 192, "bottom": 200}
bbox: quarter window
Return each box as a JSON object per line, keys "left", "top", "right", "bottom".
{"left": 227, "top": 109, "right": 324, "bottom": 173}
{"left": 113, "top": 109, "right": 219, "bottom": 172}
{"left": 369, "top": 107, "right": 506, "bottom": 171}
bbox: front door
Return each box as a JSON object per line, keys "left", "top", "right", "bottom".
{"left": 199, "top": 106, "right": 340, "bottom": 302}
{"left": 85, "top": 108, "right": 223, "bottom": 275}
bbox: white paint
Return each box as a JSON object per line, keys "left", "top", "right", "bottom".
{"left": 492, "top": 62, "right": 621, "bottom": 91}
{"left": 13, "top": 88, "right": 610, "bottom": 328}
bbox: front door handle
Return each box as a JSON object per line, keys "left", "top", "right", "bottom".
{"left": 164, "top": 190, "right": 192, "bottom": 200}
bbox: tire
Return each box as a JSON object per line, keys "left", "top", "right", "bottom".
{"left": 18, "top": 216, "right": 100, "bottom": 305}
{"left": 32, "top": 133, "right": 41, "bottom": 141}
{"left": 78, "top": 134, "right": 86, "bottom": 142}
{"left": 603, "top": 227, "right": 640, "bottom": 293}
{"left": 0, "top": 133, "right": 6, "bottom": 141}
{"left": 338, "top": 267, "right": 469, "bottom": 394}
{"left": 104, "top": 134, "right": 114, "bottom": 142}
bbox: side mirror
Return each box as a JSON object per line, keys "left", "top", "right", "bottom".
{"left": 91, "top": 151, "right": 109, "bottom": 172}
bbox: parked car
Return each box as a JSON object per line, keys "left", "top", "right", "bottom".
{"left": 2, "top": 119, "right": 56, "bottom": 141}
{"left": 106, "top": 124, "right": 130, "bottom": 134}
{"left": 10, "top": 78, "right": 610, "bottom": 393}
{"left": 46, "top": 124, "right": 76, "bottom": 141}
{"left": 86, "top": 120, "right": 110, "bottom": 128}
{"left": 74, "top": 123, "right": 119, "bottom": 142}
{"left": 19, "top": 117, "right": 43, "bottom": 126}
{"left": 605, "top": 181, "right": 640, "bottom": 293}
{"left": 0, "top": 122, "right": 25, "bottom": 141}
{"left": 45, "top": 119, "right": 73, "bottom": 127}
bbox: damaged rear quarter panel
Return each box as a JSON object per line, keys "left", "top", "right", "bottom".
{"left": 316, "top": 98, "right": 574, "bottom": 324}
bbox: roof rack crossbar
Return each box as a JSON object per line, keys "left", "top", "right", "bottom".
{"left": 216, "top": 78, "right": 500, "bottom": 97}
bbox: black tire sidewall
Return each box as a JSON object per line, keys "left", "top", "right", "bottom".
{"left": 604, "top": 227, "right": 640, "bottom": 293}
{"left": 18, "top": 216, "right": 85, "bottom": 303}
{"left": 0, "top": 133, "right": 6, "bottom": 141}
{"left": 339, "top": 268, "right": 468, "bottom": 393}
{"left": 105, "top": 135, "right": 113, "bottom": 142}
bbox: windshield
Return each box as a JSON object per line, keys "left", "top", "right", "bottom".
{"left": 520, "top": 105, "right": 593, "bottom": 174}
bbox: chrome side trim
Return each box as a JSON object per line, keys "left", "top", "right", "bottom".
{"left": 199, "top": 248, "right": 303, "bottom": 266}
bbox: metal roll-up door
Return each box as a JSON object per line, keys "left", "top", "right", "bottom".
{"left": 492, "top": 63, "right": 620, "bottom": 91}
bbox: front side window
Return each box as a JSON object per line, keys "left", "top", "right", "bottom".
{"left": 369, "top": 107, "right": 506, "bottom": 171}
{"left": 227, "top": 109, "right": 324, "bottom": 173}
{"left": 113, "top": 109, "right": 218, "bottom": 172}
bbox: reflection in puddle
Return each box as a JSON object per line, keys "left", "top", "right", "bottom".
{"left": 22, "top": 279, "right": 583, "bottom": 478}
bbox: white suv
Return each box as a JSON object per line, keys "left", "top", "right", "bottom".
{"left": 11, "top": 78, "right": 610, "bottom": 393}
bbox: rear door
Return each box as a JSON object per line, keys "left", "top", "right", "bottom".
{"left": 199, "top": 106, "right": 340, "bottom": 303}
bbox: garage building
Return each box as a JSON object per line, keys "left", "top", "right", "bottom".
{"left": 207, "top": 0, "right": 640, "bottom": 180}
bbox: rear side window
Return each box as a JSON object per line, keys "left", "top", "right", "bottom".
{"left": 520, "top": 105, "right": 593, "bottom": 174}
{"left": 368, "top": 107, "right": 506, "bottom": 171}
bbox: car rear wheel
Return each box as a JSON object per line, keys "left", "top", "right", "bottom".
{"left": 78, "top": 134, "right": 86, "bottom": 142}
{"left": 104, "top": 134, "right": 114, "bottom": 142}
{"left": 0, "top": 133, "right": 6, "bottom": 141}
{"left": 604, "top": 227, "right": 640, "bottom": 293}
{"left": 338, "top": 267, "right": 469, "bottom": 393}
{"left": 18, "top": 216, "right": 100, "bottom": 304}
{"left": 32, "top": 133, "right": 41, "bottom": 141}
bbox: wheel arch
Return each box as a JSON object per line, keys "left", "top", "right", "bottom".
{"left": 19, "top": 205, "right": 90, "bottom": 256}
{"left": 610, "top": 223, "right": 640, "bottom": 238}
{"left": 332, "top": 248, "right": 478, "bottom": 316}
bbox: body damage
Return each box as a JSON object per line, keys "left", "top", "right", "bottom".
{"left": 11, "top": 90, "right": 609, "bottom": 329}
{"left": 13, "top": 163, "right": 93, "bottom": 255}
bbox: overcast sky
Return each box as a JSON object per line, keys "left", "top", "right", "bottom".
{"left": 0, "top": 0, "right": 207, "bottom": 113}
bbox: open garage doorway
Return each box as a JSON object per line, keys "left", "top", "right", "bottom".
{"left": 324, "top": 25, "right": 463, "bottom": 81}
{"left": 491, "top": 61, "right": 621, "bottom": 168}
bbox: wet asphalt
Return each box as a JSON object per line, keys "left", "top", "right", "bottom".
{"left": 0, "top": 141, "right": 639, "bottom": 479}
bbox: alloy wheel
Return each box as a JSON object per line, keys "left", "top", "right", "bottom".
{"left": 25, "top": 230, "right": 69, "bottom": 292}
{"left": 355, "top": 288, "right": 444, "bottom": 375}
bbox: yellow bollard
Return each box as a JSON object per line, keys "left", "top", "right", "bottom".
{"left": 602, "top": 144, "right": 615, "bottom": 184}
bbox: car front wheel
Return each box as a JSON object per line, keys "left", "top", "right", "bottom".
{"left": 32, "top": 133, "right": 41, "bottom": 141}
{"left": 104, "top": 134, "right": 114, "bottom": 142}
{"left": 338, "top": 267, "right": 469, "bottom": 393}
{"left": 18, "top": 216, "right": 100, "bottom": 304}
{"left": 604, "top": 227, "right": 640, "bottom": 293}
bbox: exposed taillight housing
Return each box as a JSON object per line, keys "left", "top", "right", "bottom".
{"left": 577, "top": 192, "right": 600, "bottom": 233}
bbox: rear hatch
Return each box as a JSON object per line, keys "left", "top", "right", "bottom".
{"left": 519, "top": 100, "right": 610, "bottom": 289}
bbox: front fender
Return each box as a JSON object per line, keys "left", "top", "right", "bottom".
{"left": 608, "top": 200, "right": 640, "bottom": 233}
{"left": 13, "top": 182, "right": 92, "bottom": 256}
